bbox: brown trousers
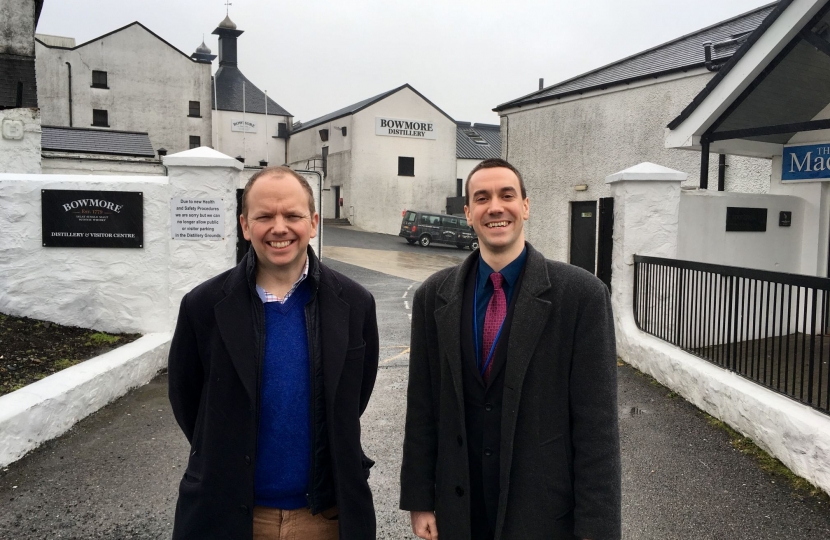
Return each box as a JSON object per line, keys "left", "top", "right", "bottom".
{"left": 252, "top": 506, "right": 339, "bottom": 540}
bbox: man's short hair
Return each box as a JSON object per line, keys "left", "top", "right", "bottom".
{"left": 465, "top": 158, "right": 527, "bottom": 206}
{"left": 240, "top": 166, "right": 316, "bottom": 218}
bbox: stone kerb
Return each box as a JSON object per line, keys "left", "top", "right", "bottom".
{"left": 164, "top": 147, "right": 242, "bottom": 327}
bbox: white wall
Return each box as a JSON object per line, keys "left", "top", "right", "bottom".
{"left": 0, "top": 148, "right": 241, "bottom": 334}
{"left": 36, "top": 24, "right": 213, "bottom": 155}
{"left": 42, "top": 153, "right": 164, "bottom": 176}
{"left": 350, "top": 88, "right": 457, "bottom": 234}
{"left": 678, "top": 190, "right": 805, "bottom": 273}
{"left": 0, "top": 108, "right": 41, "bottom": 174}
{"left": 500, "top": 71, "right": 772, "bottom": 262}
{"left": 0, "top": 0, "right": 36, "bottom": 56}
{"left": 213, "top": 109, "right": 289, "bottom": 167}
{"left": 456, "top": 158, "right": 481, "bottom": 185}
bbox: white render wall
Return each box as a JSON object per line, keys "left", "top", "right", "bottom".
{"left": 608, "top": 164, "right": 830, "bottom": 498}
{"left": 0, "top": 148, "right": 241, "bottom": 334}
{"left": 350, "top": 88, "right": 457, "bottom": 234}
{"left": 213, "top": 109, "right": 289, "bottom": 167}
{"left": 0, "top": 0, "right": 36, "bottom": 57}
{"left": 0, "top": 108, "right": 41, "bottom": 174}
{"left": 500, "top": 71, "right": 772, "bottom": 262}
{"left": 678, "top": 190, "right": 805, "bottom": 274}
{"left": 35, "top": 24, "right": 213, "bottom": 155}
{"left": 456, "top": 158, "right": 481, "bottom": 184}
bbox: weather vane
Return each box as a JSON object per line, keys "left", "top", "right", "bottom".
{"left": 225, "top": 1, "right": 232, "bottom": 15}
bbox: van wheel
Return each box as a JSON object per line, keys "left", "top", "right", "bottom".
{"left": 470, "top": 240, "right": 479, "bottom": 251}
{"left": 419, "top": 234, "right": 431, "bottom": 247}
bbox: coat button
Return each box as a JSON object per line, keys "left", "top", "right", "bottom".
{"left": 239, "top": 504, "right": 249, "bottom": 515}
{"left": 245, "top": 455, "right": 251, "bottom": 465}
{"left": 485, "top": 403, "right": 493, "bottom": 412}
{"left": 457, "top": 435, "right": 463, "bottom": 447}
{"left": 456, "top": 486, "right": 464, "bottom": 497}
{"left": 484, "top": 447, "right": 493, "bottom": 457}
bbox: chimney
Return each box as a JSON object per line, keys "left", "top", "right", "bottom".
{"left": 212, "top": 15, "right": 244, "bottom": 67}
{"left": 539, "top": 78, "right": 544, "bottom": 90}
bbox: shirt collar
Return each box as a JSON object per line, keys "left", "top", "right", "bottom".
{"left": 255, "top": 256, "right": 310, "bottom": 303}
{"left": 478, "top": 245, "right": 527, "bottom": 288}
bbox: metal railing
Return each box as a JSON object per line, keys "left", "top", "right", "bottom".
{"left": 634, "top": 255, "right": 830, "bottom": 415}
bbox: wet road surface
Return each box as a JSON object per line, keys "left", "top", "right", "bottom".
{"left": 1, "top": 227, "right": 829, "bottom": 539}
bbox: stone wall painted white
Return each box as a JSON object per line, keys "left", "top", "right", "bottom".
{"left": 212, "top": 109, "right": 289, "bottom": 167}
{"left": 42, "top": 153, "right": 164, "bottom": 176}
{"left": 0, "top": 108, "right": 41, "bottom": 174}
{"left": 0, "top": 333, "right": 171, "bottom": 468}
{"left": 678, "top": 190, "right": 805, "bottom": 273}
{"left": 609, "top": 166, "right": 830, "bottom": 497}
{"left": 35, "top": 24, "right": 212, "bottom": 155}
{"left": 500, "top": 72, "right": 772, "bottom": 262}
{"left": 0, "top": 0, "right": 36, "bottom": 57}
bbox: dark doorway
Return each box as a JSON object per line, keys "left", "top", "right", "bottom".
{"left": 334, "top": 186, "right": 341, "bottom": 219}
{"left": 570, "top": 201, "right": 597, "bottom": 274}
{"left": 596, "top": 197, "right": 614, "bottom": 290}
{"left": 236, "top": 188, "right": 251, "bottom": 264}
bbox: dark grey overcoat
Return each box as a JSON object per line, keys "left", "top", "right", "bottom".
{"left": 400, "top": 243, "right": 621, "bottom": 540}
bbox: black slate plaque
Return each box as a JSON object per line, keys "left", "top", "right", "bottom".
{"left": 779, "top": 211, "right": 792, "bottom": 227}
{"left": 726, "top": 207, "right": 767, "bottom": 232}
{"left": 42, "top": 189, "right": 143, "bottom": 248}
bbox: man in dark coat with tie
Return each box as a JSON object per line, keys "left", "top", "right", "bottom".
{"left": 168, "top": 167, "right": 378, "bottom": 539}
{"left": 400, "top": 158, "right": 621, "bottom": 540}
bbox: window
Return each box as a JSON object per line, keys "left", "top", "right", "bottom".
{"left": 404, "top": 211, "right": 417, "bottom": 223}
{"left": 441, "top": 217, "right": 458, "bottom": 228}
{"left": 189, "top": 136, "right": 201, "bottom": 149}
{"left": 463, "top": 128, "right": 489, "bottom": 145}
{"left": 398, "top": 156, "right": 414, "bottom": 177}
{"left": 457, "top": 178, "right": 463, "bottom": 197}
{"left": 188, "top": 101, "right": 201, "bottom": 118}
{"left": 460, "top": 218, "right": 469, "bottom": 229}
{"left": 92, "top": 109, "right": 109, "bottom": 127}
{"left": 91, "top": 70, "right": 108, "bottom": 89}
{"left": 420, "top": 214, "right": 440, "bottom": 226}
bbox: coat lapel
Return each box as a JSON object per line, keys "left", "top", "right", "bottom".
{"left": 215, "top": 263, "right": 259, "bottom": 405}
{"left": 318, "top": 272, "right": 350, "bottom": 406}
{"left": 495, "top": 244, "right": 552, "bottom": 539}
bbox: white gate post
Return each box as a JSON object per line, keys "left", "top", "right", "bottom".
{"left": 163, "top": 147, "right": 242, "bottom": 328}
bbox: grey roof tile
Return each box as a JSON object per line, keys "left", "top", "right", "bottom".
{"left": 495, "top": 3, "right": 776, "bottom": 111}
{"left": 212, "top": 66, "right": 291, "bottom": 116}
{"left": 456, "top": 122, "right": 501, "bottom": 159}
{"left": 41, "top": 126, "right": 156, "bottom": 157}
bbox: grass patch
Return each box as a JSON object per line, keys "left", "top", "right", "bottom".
{"left": 87, "top": 332, "right": 120, "bottom": 345}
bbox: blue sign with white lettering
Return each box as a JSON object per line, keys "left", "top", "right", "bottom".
{"left": 782, "top": 143, "right": 830, "bottom": 181}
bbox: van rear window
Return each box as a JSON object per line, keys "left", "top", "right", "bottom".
{"left": 404, "top": 211, "right": 417, "bottom": 223}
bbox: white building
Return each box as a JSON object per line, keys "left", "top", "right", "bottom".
{"left": 210, "top": 15, "right": 291, "bottom": 171}
{"left": 35, "top": 22, "right": 214, "bottom": 156}
{"left": 287, "top": 84, "right": 458, "bottom": 234}
{"left": 494, "top": 4, "right": 776, "bottom": 277}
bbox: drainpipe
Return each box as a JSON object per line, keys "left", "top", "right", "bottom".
{"left": 700, "top": 137, "right": 710, "bottom": 190}
{"left": 717, "top": 154, "right": 727, "bottom": 191}
{"left": 294, "top": 169, "right": 323, "bottom": 259}
{"left": 65, "top": 62, "right": 73, "bottom": 127}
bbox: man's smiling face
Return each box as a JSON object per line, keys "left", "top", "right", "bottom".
{"left": 240, "top": 173, "right": 318, "bottom": 277}
{"left": 464, "top": 166, "right": 529, "bottom": 256}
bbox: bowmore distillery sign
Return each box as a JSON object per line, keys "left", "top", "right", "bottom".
{"left": 375, "top": 117, "right": 436, "bottom": 140}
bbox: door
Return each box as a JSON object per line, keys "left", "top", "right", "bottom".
{"left": 334, "top": 186, "right": 340, "bottom": 219}
{"left": 570, "top": 201, "right": 597, "bottom": 274}
{"left": 596, "top": 197, "right": 614, "bottom": 290}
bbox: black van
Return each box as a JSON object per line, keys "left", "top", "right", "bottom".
{"left": 399, "top": 209, "right": 479, "bottom": 250}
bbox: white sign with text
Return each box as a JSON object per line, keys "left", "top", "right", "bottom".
{"left": 231, "top": 118, "right": 258, "bottom": 133}
{"left": 171, "top": 198, "right": 224, "bottom": 241}
{"left": 375, "top": 117, "right": 436, "bottom": 140}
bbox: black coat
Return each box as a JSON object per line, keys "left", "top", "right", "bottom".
{"left": 168, "top": 248, "right": 379, "bottom": 540}
{"left": 400, "top": 243, "right": 621, "bottom": 540}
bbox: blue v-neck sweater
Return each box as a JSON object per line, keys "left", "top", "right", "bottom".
{"left": 254, "top": 279, "right": 312, "bottom": 509}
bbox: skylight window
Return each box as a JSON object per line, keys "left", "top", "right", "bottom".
{"left": 463, "top": 129, "right": 489, "bottom": 145}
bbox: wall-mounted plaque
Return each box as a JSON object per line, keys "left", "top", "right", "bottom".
{"left": 42, "top": 190, "right": 143, "bottom": 248}
{"left": 171, "top": 198, "right": 224, "bottom": 241}
{"left": 726, "top": 207, "right": 767, "bottom": 232}
{"left": 779, "top": 211, "right": 792, "bottom": 227}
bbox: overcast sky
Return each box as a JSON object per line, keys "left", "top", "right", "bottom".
{"left": 36, "top": 0, "right": 773, "bottom": 125}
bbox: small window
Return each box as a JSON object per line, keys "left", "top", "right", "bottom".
{"left": 457, "top": 178, "right": 463, "bottom": 197}
{"left": 404, "top": 211, "right": 417, "bottom": 223}
{"left": 92, "top": 109, "right": 109, "bottom": 127}
{"left": 459, "top": 218, "right": 469, "bottom": 228}
{"left": 398, "top": 156, "right": 414, "bottom": 177}
{"left": 189, "top": 136, "right": 201, "bottom": 149}
{"left": 421, "top": 215, "right": 440, "bottom": 226}
{"left": 441, "top": 217, "right": 458, "bottom": 227}
{"left": 188, "top": 101, "right": 201, "bottom": 118}
{"left": 463, "top": 129, "right": 489, "bottom": 145}
{"left": 91, "top": 70, "right": 108, "bottom": 89}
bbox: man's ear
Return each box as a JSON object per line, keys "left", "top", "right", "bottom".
{"left": 310, "top": 212, "right": 320, "bottom": 239}
{"left": 240, "top": 213, "right": 251, "bottom": 241}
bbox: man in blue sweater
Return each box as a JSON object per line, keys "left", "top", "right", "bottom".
{"left": 169, "top": 167, "right": 379, "bottom": 539}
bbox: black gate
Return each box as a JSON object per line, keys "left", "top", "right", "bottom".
{"left": 570, "top": 200, "right": 597, "bottom": 274}
{"left": 596, "top": 197, "right": 614, "bottom": 290}
{"left": 334, "top": 186, "right": 341, "bottom": 219}
{"left": 236, "top": 188, "right": 251, "bottom": 264}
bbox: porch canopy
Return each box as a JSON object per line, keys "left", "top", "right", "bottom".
{"left": 666, "top": 0, "right": 830, "bottom": 188}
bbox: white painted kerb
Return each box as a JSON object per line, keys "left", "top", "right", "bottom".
{"left": 0, "top": 333, "right": 172, "bottom": 468}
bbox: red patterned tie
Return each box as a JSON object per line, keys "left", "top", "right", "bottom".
{"left": 482, "top": 272, "right": 506, "bottom": 383}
